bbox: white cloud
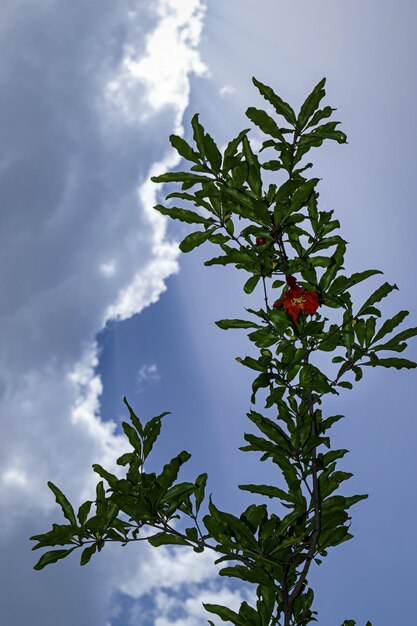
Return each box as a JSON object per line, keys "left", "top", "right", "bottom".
{"left": 136, "top": 362, "right": 161, "bottom": 393}
{"left": 152, "top": 582, "right": 255, "bottom": 626}
{"left": 104, "top": 0, "right": 209, "bottom": 128}
{"left": 0, "top": 1, "right": 219, "bottom": 625}
{"left": 219, "top": 84, "right": 235, "bottom": 97}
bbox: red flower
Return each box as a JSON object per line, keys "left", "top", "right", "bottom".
{"left": 273, "top": 275, "right": 320, "bottom": 325}
{"left": 256, "top": 236, "right": 266, "bottom": 246}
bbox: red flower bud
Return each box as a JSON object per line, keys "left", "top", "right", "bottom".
{"left": 256, "top": 237, "right": 266, "bottom": 246}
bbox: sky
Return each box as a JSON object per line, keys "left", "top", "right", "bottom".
{"left": 1, "top": 1, "right": 416, "bottom": 625}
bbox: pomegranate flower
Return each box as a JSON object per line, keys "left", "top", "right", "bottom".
{"left": 273, "top": 275, "right": 320, "bottom": 325}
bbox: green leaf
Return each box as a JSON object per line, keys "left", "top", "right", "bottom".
{"left": 169, "top": 134, "right": 201, "bottom": 163}
{"left": 191, "top": 114, "right": 206, "bottom": 156}
{"left": 30, "top": 523, "right": 79, "bottom": 550}
{"left": 299, "top": 364, "right": 334, "bottom": 394}
{"left": 261, "top": 160, "right": 282, "bottom": 171}
{"left": 148, "top": 533, "right": 191, "bottom": 547}
{"left": 299, "top": 121, "right": 347, "bottom": 147}
{"left": 298, "top": 77, "right": 326, "bottom": 129}
{"left": 77, "top": 501, "right": 93, "bottom": 526}
{"left": 290, "top": 178, "right": 319, "bottom": 213}
{"left": 179, "top": 228, "right": 216, "bottom": 253}
{"left": 157, "top": 450, "right": 191, "bottom": 492}
{"left": 243, "top": 275, "right": 261, "bottom": 294}
{"left": 330, "top": 269, "right": 383, "bottom": 295}
{"left": 206, "top": 498, "right": 259, "bottom": 549}
{"left": 242, "top": 135, "right": 262, "bottom": 197}
{"left": 252, "top": 77, "right": 297, "bottom": 126}
{"left": 357, "top": 282, "right": 398, "bottom": 316}
{"left": 195, "top": 473, "right": 208, "bottom": 514}
{"left": 121, "top": 422, "right": 142, "bottom": 456}
{"left": 305, "top": 105, "right": 335, "bottom": 130}
{"left": 123, "top": 396, "right": 144, "bottom": 437}
{"left": 203, "top": 603, "right": 245, "bottom": 626}
{"left": 153, "top": 204, "right": 208, "bottom": 225}
{"left": 246, "top": 107, "right": 285, "bottom": 141}
{"left": 47, "top": 482, "right": 77, "bottom": 527}
{"left": 224, "top": 129, "right": 250, "bottom": 159}
{"left": 203, "top": 132, "right": 222, "bottom": 173}
{"left": 239, "top": 483, "right": 296, "bottom": 503}
{"left": 320, "top": 243, "right": 346, "bottom": 291}
{"left": 142, "top": 412, "right": 170, "bottom": 460}
{"left": 80, "top": 543, "right": 97, "bottom": 566}
{"left": 220, "top": 565, "right": 273, "bottom": 588}
{"left": 373, "top": 310, "right": 409, "bottom": 343}
{"left": 246, "top": 410, "right": 292, "bottom": 453}
{"left": 185, "top": 526, "right": 199, "bottom": 543}
{"left": 151, "top": 172, "right": 212, "bottom": 185}
{"left": 363, "top": 357, "right": 417, "bottom": 370}
{"left": 116, "top": 452, "right": 135, "bottom": 466}
{"left": 33, "top": 547, "right": 77, "bottom": 571}
{"left": 215, "top": 318, "right": 260, "bottom": 330}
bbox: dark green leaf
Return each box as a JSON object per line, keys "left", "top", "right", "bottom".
{"left": 151, "top": 172, "right": 213, "bottom": 185}
{"left": 300, "top": 121, "right": 347, "bottom": 146}
{"left": 169, "top": 134, "right": 201, "bottom": 163}
{"left": 143, "top": 409, "right": 170, "bottom": 447}
{"left": 357, "top": 282, "right": 398, "bottom": 316}
{"left": 289, "top": 178, "right": 319, "bottom": 213}
{"left": 330, "top": 269, "right": 383, "bottom": 295}
{"left": 185, "top": 526, "right": 199, "bottom": 542}
{"left": 261, "top": 160, "right": 282, "bottom": 171}
{"left": 220, "top": 565, "right": 273, "bottom": 588}
{"left": 191, "top": 114, "right": 206, "bottom": 156}
{"left": 47, "top": 482, "right": 77, "bottom": 527}
{"left": 239, "top": 483, "right": 296, "bottom": 503}
{"left": 373, "top": 310, "right": 409, "bottom": 343}
{"left": 243, "top": 275, "right": 261, "bottom": 294}
{"left": 123, "top": 397, "right": 144, "bottom": 437}
{"left": 298, "top": 78, "right": 326, "bottom": 129}
{"left": 299, "top": 364, "right": 334, "bottom": 394}
{"left": 33, "top": 547, "right": 77, "bottom": 571}
{"left": 30, "top": 523, "right": 79, "bottom": 550}
{"left": 203, "top": 603, "right": 245, "bottom": 626}
{"left": 195, "top": 473, "right": 208, "bottom": 514}
{"left": 179, "top": 228, "right": 216, "bottom": 253}
{"left": 92, "top": 465, "right": 117, "bottom": 489}
{"left": 223, "top": 129, "right": 251, "bottom": 170}
{"left": 320, "top": 243, "right": 346, "bottom": 291}
{"left": 363, "top": 357, "right": 417, "bottom": 369}
{"left": 148, "top": 533, "right": 191, "bottom": 547}
{"left": 305, "top": 105, "right": 335, "bottom": 130}
{"left": 252, "top": 77, "right": 297, "bottom": 126}
{"left": 121, "top": 422, "right": 142, "bottom": 456}
{"left": 153, "top": 204, "right": 208, "bottom": 225}
{"left": 242, "top": 136, "right": 262, "bottom": 197}
{"left": 116, "top": 452, "right": 135, "bottom": 466}
{"left": 215, "top": 318, "right": 261, "bottom": 330}
{"left": 246, "top": 107, "right": 285, "bottom": 141}
{"left": 80, "top": 543, "right": 97, "bottom": 566}
{"left": 373, "top": 326, "right": 417, "bottom": 353}
{"left": 158, "top": 450, "right": 191, "bottom": 492}
{"left": 76, "top": 500, "right": 93, "bottom": 526}
{"left": 203, "top": 132, "right": 222, "bottom": 173}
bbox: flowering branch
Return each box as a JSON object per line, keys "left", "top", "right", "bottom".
{"left": 30, "top": 76, "right": 417, "bottom": 626}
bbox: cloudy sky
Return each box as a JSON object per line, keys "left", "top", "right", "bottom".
{"left": 1, "top": 1, "right": 416, "bottom": 625}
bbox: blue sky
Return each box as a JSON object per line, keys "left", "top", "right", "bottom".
{"left": 1, "top": 1, "right": 416, "bottom": 625}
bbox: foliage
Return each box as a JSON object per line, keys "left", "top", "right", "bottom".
{"left": 30, "top": 77, "right": 416, "bottom": 626}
